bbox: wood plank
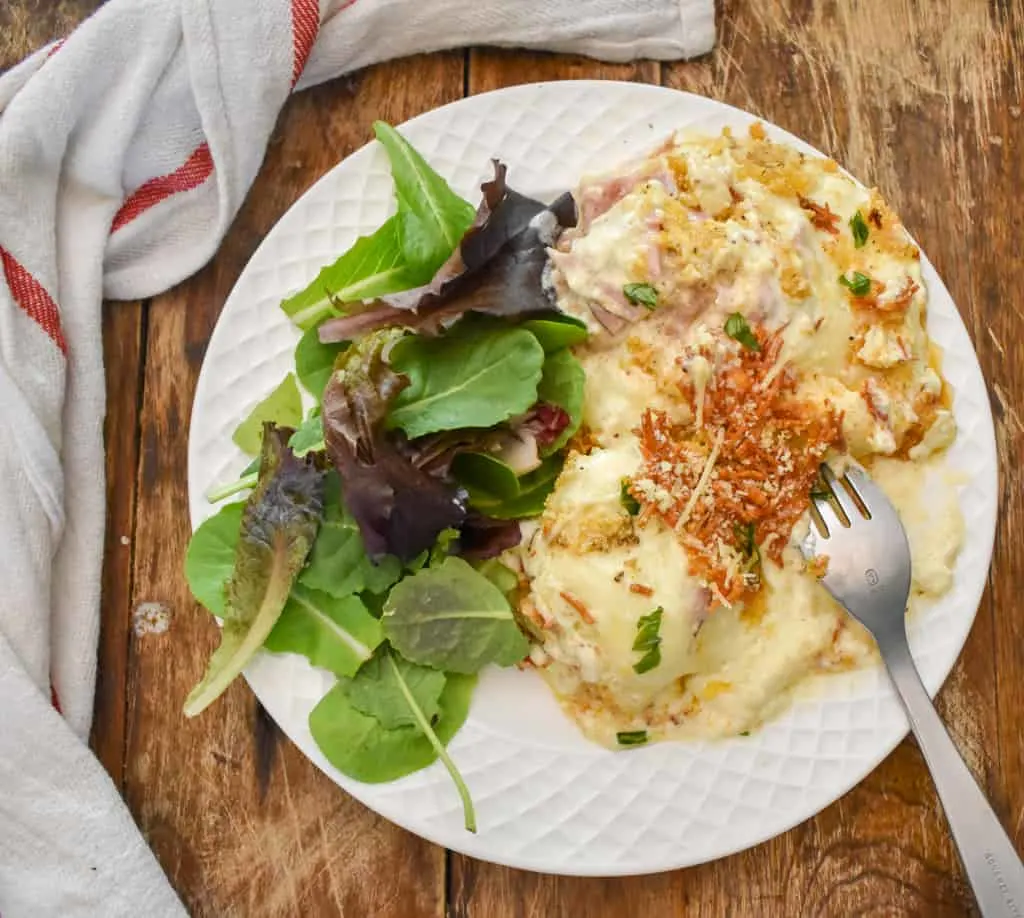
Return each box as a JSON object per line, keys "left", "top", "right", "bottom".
{"left": 123, "top": 55, "right": 465, "bottom": 917}
{"left": 453, "top": 4, "right": 1017, "bottom": 917}
{"left": 0, "top": 0, "right": 104, "bottom": 71}
{"left": 468, "top": 48, "right": 660, "bottom": 92}
{"left": 663, "top": 1, "right": 1014, "bottom": 913}
{"left": 91, "top": 300, "right": 145, "bottom": 788}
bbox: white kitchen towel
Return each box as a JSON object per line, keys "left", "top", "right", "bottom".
{"left": 0, "top": 1, "right": 714, "bottom": 914}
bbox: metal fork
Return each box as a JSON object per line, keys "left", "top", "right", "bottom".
{"left": 800, "top": 464, "right": 1024, "bottom": 917}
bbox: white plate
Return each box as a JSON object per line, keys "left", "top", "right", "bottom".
{"left": 188, "top": 81, "right": 998, "bottom": 876}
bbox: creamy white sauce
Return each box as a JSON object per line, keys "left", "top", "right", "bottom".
{"left": 521, "top": 126, "right": 964, "bottom": 747}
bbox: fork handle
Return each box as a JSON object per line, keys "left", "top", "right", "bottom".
{"left": 880, "top": 633, "right": 1024, "bottom": 917}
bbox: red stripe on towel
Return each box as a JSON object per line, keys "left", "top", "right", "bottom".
{"left": 46, "top": 39, "right": 65, "bottom": 59}
{"left": 291, "top": 0, "right": 321, "bottom": 86}
{"left": 0, "top": 247, "right": 66, "bottom": 354}
{"left": 51, "top": 684, "right": 62, "bottom": 714}
{"left": 111, "top": 142, "right": 214, "bottom": 233}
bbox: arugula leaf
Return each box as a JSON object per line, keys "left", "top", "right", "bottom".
{"left": 185, "top": 426, "right": 325, "bottom": 717}
{"left": 316, "top": 163, "right": 577, "bottom": 341}
{"left": 264, "top": 585, "right": 383, "bottom": 678}
{"left": 280, "top": 218, "right": 428, "bottom": 331}
{"left": 383, "top": 556, "right": 529, "bottom": 673}
{"left": 623, "top": 283, "right": 658, "bottom": 309}
{"left": 232, "top": 375, "right": 303, "bottom": 456}
{"left": 632, "top": 607, "right": 663, "bottom": 675}
{"left": 373, "top": 122, "right": 476, "bottom": 270}
{"left": 536, "top": 349, "right": 584, "bottom": 454}
{"left": 288, "top": 412, "right": 325, "bottom": 457}
{"left": 520, "top": 314, "right": 589, "bottom": 352}
{"left": 299, "top": 472, "right": 402, "bottom": 597}
{"left": 724, "top": 313, "right": 761, "bottom": 352}
{"left": 346, "top": 648, "right": 446, "bottom": 729}
{"left": 309, "top": 667, "right": 476, "bottom": 783}
{"left": 839, "top": 270, "right": 873, "bottom": 297}
{"left": 295, "top": 325, "right": 349, "bottom": 402}
{"left": 459, "top": 455, "right": 561, "bottom": 520}
{"left": 850, "top": 210, "right": 870, "bottom": 248}
{"left": 184, "top": 501, "right": 244, "bottom": 617}
{"left": 386, "top": 326, "right": 545, "bottom": 439}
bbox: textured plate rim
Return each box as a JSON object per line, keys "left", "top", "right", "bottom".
{"left": 187, "top": 80, "right": 998, "bottom": 877}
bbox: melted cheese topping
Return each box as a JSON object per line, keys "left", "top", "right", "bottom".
{"left": 513, "top": 125, "right": 964, "bottom": 748}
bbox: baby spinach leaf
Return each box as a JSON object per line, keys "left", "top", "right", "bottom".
{"left": 264, "top": 585, "right": 383, "bottom": 678}
{"left": 458, "top": 455, "right": 561, "bottom": 520}
{"left": 295, "top": 325, "right": 349, "bottom": 402}
{"left": 536, "top": 349, "right": 584, "bottom": 454}
{"left": 232, "top": 375, "right": 303, "bottom": 457}
{"left": 451, "top": 452, "right": 521, "bottom": 501}
{"left": 206, "top": 470, "right": 259, "bottom": 505}
{"left": 185, "top": 426, "right": 326, "bottom": 717}
{"left": 288, "top": 412, "right": 325, "bottom": 457}
{"left": 474, "top": 558, "right": 519, "bottom": 597}
{"left": 520, "top": 313, "right": 589, "bottom": 352}
{"left": 346, "top": 648, "right": 446, "bottom": 729}
{"left": 299, "top": 472, "right": 403, "bottom": 597}
{"left": 386, "top": 326, "right": 544, "bottom": 439}
{"left": 308, "top": 663, "right": 477, "bottom": 829}
{"left": 184, "top": 501, "right": 244, "bottom": 617}
{"left": 280, "top": 218, "right": 428, "bottom": 331}
{"left": 373, "top": 121, "right": 476, "bottom": 271}
{"left": 383, "top": 556, "right": 528, "bottom": 673}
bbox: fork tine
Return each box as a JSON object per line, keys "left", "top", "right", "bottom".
{"left": 811, "top": 492, "right": 847, "bottom": 536}
{"left": 820, "top": 464, "right": 862, "bottom": 523}
{"left": 838, "top": 467, "right": 872, "bottom": 518}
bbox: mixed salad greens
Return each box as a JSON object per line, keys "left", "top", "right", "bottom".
{"left": 184, "top": 122, "right": 588, "bottom": 831}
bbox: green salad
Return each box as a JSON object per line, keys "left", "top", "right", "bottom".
{"left": 184, "top": 122, "right": 586, "bottom": 832}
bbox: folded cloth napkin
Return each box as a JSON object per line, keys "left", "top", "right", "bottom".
{"left": 0, "top": 0, "right": 714, "bottom": 913}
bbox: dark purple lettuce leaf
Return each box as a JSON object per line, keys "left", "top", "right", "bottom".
{"left": 458, "top": 515, "right": 522, "bottom": 560}
{"left": 319, "top": 162, "right": 578, "bottom": 343}
{"left": 321, "top": 330, "right": 467, "bottom": 562}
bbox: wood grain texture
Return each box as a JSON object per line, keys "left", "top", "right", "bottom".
{"left": 122, "top": 56, "right": 465, "bottom": 916}
{"left": 3, "top": 0, "right": 1018, "bottom": 914}
{"left": 0, "top": 0, "right": 103, "bottom": 70}
{"left": 449, "top": 2, "right": 1022, "bottom": 917}
{"left": 91, "top": 300, "right": 145, "bottom": 789}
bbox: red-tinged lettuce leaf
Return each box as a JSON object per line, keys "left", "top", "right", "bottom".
{"left": 184, "top": 425, "right": 326, "bottom": 717}
{"left": 520, "top": 403, "right": 570, "bottom": 451}
{"left": 321, "top": 330, "right": 468, "bottom": 563}
{"left": 318, "top": 162, "right": 577, "bottom": 342}
{"left": 458, "top": 515, "right": 522, "bottom": 560}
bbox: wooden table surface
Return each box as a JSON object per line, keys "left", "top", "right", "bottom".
{"left": 4, "top": 2, "right": 1023, "bottom": 915}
